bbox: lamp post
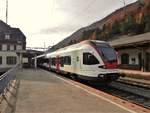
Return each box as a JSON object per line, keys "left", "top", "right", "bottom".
{"left": 6, "top": 0, "right": 8, "bottom": 24}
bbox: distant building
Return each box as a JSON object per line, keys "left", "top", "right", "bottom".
{"left": 110, "top": 32, "right": 150, "bottom": 72}
{"left": 0, "top": 20, "right": 26, "bottom": 71}
{"left": 22, "top": 50, "right": 44, "bottom": 68}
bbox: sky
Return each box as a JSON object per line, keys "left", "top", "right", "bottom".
{"left": 0, "top": 0, "right": 137, "bottom": 48}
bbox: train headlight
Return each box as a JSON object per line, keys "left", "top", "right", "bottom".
{"left": 98, "top": 65, "right": 106, "bottom": 69}
{"left": 98, "top": 74, "right": 104, "bottom": 78}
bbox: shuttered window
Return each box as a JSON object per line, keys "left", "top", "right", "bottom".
{"left": 7, "top": 56, "right": 17, "bottom": 65}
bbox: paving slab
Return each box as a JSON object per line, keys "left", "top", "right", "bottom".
{"left": 11, "top": 69, "right": 135, "bottom": 113}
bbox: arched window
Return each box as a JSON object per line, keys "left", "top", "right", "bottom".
{"left": 121, "top": 53, "right": 129, "bottom": 64}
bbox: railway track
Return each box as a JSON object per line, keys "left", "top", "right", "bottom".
{"left": 70, "top": 75, "right": 150, "bottom": 109}
{"left": 87, "top": 80, "right": 150, "bottom": 109}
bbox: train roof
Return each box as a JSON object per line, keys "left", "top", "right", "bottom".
{"left": 46, "top": 40, "right": 108, "bottom": 57}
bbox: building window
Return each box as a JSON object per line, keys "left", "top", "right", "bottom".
{"left": 7, "top": 56, "right": 17, "bottom": 65}
{"left": 51, "top": 58, "right": 56, "bottom": 66}
{"left": 0, "top": 56, "right": 2, "bottom": 64}
{"left": 60, "top": 57, "right": 64, "bottom": 67}
{"left": 17, "top": 45, "right": 22, "bottom": 50}
{"left": 83, "top": 53, "right": 99, "bottom": 65}
{"left": 0, "top": 45, "right": 2, "bottom": 51}
{"left": 131, "top": 58, "right": 136, "bottom": 65}
{"left": 5, "top": 34, "right": 10, "bottom": 39}
{"left": 7, "top": 45, "right": 10, "bottom": 51}
{"left": 121, "top": 53, "right": 129, "bottom": 64}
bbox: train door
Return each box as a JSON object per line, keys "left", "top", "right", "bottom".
{"left": 56, "top": 56, "right": 60, "bottom": 72}
{"left": 72, "top": 51, "right": 80, "bottom": 72}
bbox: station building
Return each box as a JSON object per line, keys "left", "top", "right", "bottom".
{"left": 110, "top": 32, "right": 150, "bottom": 72}
{"left": 0, "top": 20, "right": 26, "bottom": 71}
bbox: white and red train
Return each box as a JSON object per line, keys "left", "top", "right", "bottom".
{"left": 41, "top": 40, "right": 120, "bottom": 82}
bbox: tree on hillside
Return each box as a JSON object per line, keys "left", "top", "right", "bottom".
{"left": 82, "top": 29, "right": 96, "bottom": 40}
{"left": 121, "top": 14, "right": 138, "bottom": 34}
{"left": 144, "top": 13, "right": 150, "bottom": 32}
{"left": 147, "top": 1, "right": 150, "bottom": 9}
{"left": 101, "top": 24, "right": 112, "bottom": 40}
{"left": 138, "top": 0, "right": 145, "bottom": 7}
{"left": 111, "top": 20, "right": 121, "bottom": 36}
{"left": 95, "top": 28, "right": 102, "bottom": 40}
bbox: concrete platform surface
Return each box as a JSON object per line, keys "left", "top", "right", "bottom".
{"left": 7, "top": 69, "right": 138, "bottom": 113}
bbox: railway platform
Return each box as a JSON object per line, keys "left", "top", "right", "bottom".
{"left": 0, "top": 68, "right": 149, "bottom": 113}
{"left": 119, "top": 69, "right": 150, "bottom": 80}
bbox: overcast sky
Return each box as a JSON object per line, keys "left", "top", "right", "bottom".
{"left": 0, "top": 0, "right": 137, "bottom": 48}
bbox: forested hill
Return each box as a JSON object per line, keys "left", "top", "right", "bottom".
{"left": 49, "top": 0, "right": 150, "bottom": 52}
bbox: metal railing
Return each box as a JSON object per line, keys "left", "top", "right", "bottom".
{"left": 0, "top": 64, "right": 19, "bottom": 96}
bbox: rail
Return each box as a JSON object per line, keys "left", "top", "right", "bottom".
{"left": 0, "top": 64, "right": 19, "bottom": 96}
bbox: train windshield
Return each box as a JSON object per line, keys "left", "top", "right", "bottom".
{"left": 94, "top": 42, "right": 117, "bottom": 61}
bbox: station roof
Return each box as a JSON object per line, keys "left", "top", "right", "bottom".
{"left": 109, "top": 32, "right": 150, "bottom": 48}
{"left": 32, "top": 54, "right": 46, "bottom": 59}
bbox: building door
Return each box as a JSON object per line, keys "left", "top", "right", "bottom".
{"left": 121, "top": 53, "right": 129, "bottom": 64}
{"left": 138, "top": 53, "right": 142, "bottom": 70}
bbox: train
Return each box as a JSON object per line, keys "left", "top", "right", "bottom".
{"left": 43, "top": 40, "right": 120, "bottom": 83}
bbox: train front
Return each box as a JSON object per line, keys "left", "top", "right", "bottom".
{"left": 91, "top": 41, "right": 120, "bottom": 82}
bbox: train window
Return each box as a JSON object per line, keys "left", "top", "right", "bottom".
{"left": 68, "top": 56, "right": 71, "bottom": 65}
{"left": 51, "top": 58, "right": 53, "bottom": 65}
{"left": 49, "top": 58, "right": 52, "bottom": 65}
{"left": 51, "top": 58, "right": 56, "bottom": 66}
{"left": 83, "top": 53, "right": 99, "bottom": 65}
{"left": 77, "top": 56, "right": 79, "bottom": 62}
{"left": 60, "top": 57, "right": 64, "bottom": 67}
{"left": 64, "top": 56, "right": 71, "bottom": 65}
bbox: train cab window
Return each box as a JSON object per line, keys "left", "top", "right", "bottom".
{"left": 83, "top": 53, "right": 99, "bottom": 65}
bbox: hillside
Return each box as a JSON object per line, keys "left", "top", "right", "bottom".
{"left": 49, "top": 0, "right": 150, "bottom": 52}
